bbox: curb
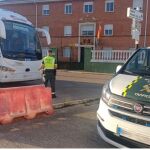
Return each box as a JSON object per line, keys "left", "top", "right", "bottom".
{"left": 58, "top": 70, "right": 113, "bottom": 76}
{"left": 53, "top": 97, "right": 99, "bottom": 109}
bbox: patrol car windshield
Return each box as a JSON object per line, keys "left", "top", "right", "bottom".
{"left": 0, "top": 20, "right": 42, "bottom": 61}
{"left": 123, "top": 49, "right": 150, "bottom": 77}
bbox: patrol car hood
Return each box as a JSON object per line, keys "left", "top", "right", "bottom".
{"left": 109, "top": 74, "right": 150, "bottom": 102}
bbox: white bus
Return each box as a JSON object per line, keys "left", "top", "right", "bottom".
{"left": 0, "top": 9, "right": 51, "bottom": 83}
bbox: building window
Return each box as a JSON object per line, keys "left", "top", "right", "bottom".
{"left": 42, "top": 5, "right": 50, "bottom": 15}
{"left": 104, "top": 24, "right": 113, "bottom": 36}
{"left": 83, "top": 2, "right": 93, "bottom": 13}
{"left": 64, "top": 3, "right": 72, "bottom": 14}
{"left": 105, "top": 0, "right": 114, "bottom": 12}
{"left": 63, "top": 47, "right": 71, "bottom": 58}
{"left": 81, "top": 24, "right": 94, "bottom": 36}
{"left": 64, "top": 26, "right": 72, "bottom": 36}
{"left": 42, "top": 26, "right": 49, "bottom": 36}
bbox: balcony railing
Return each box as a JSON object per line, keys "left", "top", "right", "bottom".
{"left": 91, "top": 50, "right": 136, "bottom": 63}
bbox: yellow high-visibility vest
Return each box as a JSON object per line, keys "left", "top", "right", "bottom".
{"left": 43, "top": 56, "right": 55, "bottom": 69}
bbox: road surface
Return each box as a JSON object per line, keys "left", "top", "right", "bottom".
{"left": 0, "top": 101, "right": 114, "bottom": 148}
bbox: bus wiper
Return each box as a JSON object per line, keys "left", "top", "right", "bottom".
{"left": 16, "top": 52, "right": 25, "bottom": 57}
{"left": 25, "top": 49, "right": 36, "bottom": 53}
{"left": 26, "top": 51, "right": 35, "bottom": 54}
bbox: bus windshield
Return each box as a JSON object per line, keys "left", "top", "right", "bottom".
{"left": 0, "top": 20, "right": 42, "bottom": 61}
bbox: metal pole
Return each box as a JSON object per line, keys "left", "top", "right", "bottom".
{"left": 144, "top": 0, "right": 148, "bottom": 47}
{"left": 36, "top": 4, "right": 37, "bottom": 28}
{"left": 135, "top": 40, "right": 139, "bottom": 49}
{"left": 135, "top": 7, "right": 140, "bottom": 50}
{"left": 34, "top": 0, "right": 37, "bottom": 28}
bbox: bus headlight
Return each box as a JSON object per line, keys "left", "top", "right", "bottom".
{"left": 101, "top": 83, "right": 111, "bottom": 105}
{"left": 0, "top": 66, "right": 15, "bottom": 72}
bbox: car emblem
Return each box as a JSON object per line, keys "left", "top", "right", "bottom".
{"left": 134, "top": 103, "right": 143, "bottom": 113}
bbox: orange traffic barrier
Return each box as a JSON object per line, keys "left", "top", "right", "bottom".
{"left": 0, "top": 85, "right": 53, "bottom": 124}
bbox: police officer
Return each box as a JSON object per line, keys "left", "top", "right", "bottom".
{"left": 40, "top": 50, "right": 57, "bottom": 98}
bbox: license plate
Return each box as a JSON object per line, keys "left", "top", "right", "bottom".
{"left": 117, "top": 127, "right": 123, "bottom": 136}
{"left": 145, "top": 123, "right": 150, "bottom": 127}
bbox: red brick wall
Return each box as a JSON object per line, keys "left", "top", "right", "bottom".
{"left": 1, "top": 0, "right": 150, "bottom": 62}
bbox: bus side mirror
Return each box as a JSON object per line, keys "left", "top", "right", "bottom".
{"left": 36, "top": 28, "right": 51, "bottom": 45}
{"left": 116, "top": 65, "right": 122, "bottom": 73}
{"left": 0, "top": 20, "right": 6, "bottom": 39}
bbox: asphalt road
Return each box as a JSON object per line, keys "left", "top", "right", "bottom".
{"left": 0, "top": 101, "right": 114, "bottom": 148}
{"left": 0, "top": 79, "right": 103, "bottom": 104}
{"left": 55, "top": 80, "right": 102, "bottom": 102}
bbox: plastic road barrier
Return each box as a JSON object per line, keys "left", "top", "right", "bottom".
{"left": 0, "top": 85, "right": 53, "bottom": 124}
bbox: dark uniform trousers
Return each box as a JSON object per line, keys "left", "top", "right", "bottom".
{"left": 44, "top": 69, "right": 55, "bottom": 94}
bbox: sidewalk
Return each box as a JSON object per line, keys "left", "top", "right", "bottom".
{"left": 56, "top": 70, "right": 113, "bottom": 84}
{"left": 53, "top": 70, "right": 113, "bottom": 109}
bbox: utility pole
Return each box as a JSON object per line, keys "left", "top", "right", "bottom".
{"left": 135, "top": 39, "right": 139, "bottom": 49}
{"left": 134, "top": 7, "right": 140, "bottom": 50}
{"left": 144, "top": 0, "right": 148, "bottom": 47}
{"left": 34, "top": 0, "right": 37, "bottom": 28}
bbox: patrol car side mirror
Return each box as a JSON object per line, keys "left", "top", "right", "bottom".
{"left": 116, "top": 65, "right": 122, "bottom": 73}
{"left": 36, "top": 28, "right": 51, "bottom": 45}
{"left": 0, "top": 20, "right": 6, "bottom": 39}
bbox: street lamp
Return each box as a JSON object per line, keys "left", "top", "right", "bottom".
{"left": 144, "top": 0, "right": 148, "bottom": 47}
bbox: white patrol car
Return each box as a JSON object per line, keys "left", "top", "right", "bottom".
{"left": 97, "top": 48, "right": 150, "bottom": 148}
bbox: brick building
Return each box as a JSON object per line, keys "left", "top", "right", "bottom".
{"left": 0, "top": 0, "right": 150, "bottom": 69}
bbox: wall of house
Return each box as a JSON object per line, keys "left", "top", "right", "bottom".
{"left": 0, "top": 0, "right": 150, "bottom": 65}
